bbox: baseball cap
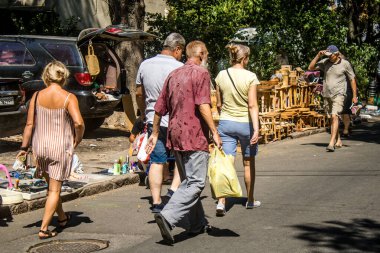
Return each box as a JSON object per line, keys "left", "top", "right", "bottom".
{"left": 325, "top": 45, "right": 339, "bottom": 56}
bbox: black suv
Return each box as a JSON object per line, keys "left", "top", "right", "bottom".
{"left": 0, "top": 25, "right": 155, "bottom": 137}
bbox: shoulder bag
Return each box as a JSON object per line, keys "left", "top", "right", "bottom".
{"left": 226, "top": 69, "right": 248, "bottom": 103}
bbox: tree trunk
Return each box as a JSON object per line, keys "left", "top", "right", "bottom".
{"left": 107, "top": 0, "right": 145, "bottom": 128}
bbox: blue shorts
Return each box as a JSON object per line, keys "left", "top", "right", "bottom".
{"left": 218, "top": 120, "right": 258, "bottom": 157}
{"left": 148, "top": 124, "right": 169, "bottom": 164}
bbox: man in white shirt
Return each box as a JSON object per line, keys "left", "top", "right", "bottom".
{"left": 136, "top": 33, "right": 185, "bottom": 213}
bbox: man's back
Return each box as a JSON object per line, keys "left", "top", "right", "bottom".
{"left": 155, "top": 60, "right": 211, "bottom": 152}
{"left": 136, "top": 54, "right": 183, "bottom": 127}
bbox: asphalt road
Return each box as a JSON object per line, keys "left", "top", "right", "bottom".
{"left": 1, "top": 120, "right": 379, "bottom": 253}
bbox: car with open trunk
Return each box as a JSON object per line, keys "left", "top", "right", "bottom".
{"left": 0, "top": 24, "right": 155, "bottom": 137}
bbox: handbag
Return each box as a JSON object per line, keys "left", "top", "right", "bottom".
{"left": 226, "top": 69, "right": 248, "bottom": 103}
{"left": 85, "top": 41, "right": 100, "bottom": 76}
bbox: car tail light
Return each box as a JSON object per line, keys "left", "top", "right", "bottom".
{"left": 74, "top": 73, "right": 92, "bottom": 86}
{"left": 106, "top": 28, "right": 122, "bottom": 34}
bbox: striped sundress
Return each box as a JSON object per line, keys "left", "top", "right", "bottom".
{"left": 32, "top": 94, "right": 74, "bottom": 181}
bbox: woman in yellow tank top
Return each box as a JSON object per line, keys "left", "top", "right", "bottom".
{"left": 215, "top": 44, "right": 261, "bottom": 216}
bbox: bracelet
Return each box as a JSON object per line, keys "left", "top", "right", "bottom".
{"left": 20, "top": 147, "right": 28, "bottom": 151}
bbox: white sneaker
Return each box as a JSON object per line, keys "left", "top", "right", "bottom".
{"left": 216, "top": 203, "right": 226, "bottom": 216}
{"left": 246, "top": 200, "right": 261, "bottom": 209}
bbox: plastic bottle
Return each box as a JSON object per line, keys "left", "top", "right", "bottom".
{"left": 122, "top": 162, "right": 128, "bottom": 174}
{"left": 113, "top": 160, "right": 121, "bottom": 175}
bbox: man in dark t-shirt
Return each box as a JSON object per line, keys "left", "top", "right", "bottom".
{"left": 146, "top": 41, "right": 222, "bottom": 244}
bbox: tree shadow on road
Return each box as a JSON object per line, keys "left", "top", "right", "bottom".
{"left": 291, "top": 218, "right": 380, "bottom": 252}
{"left": 301, "top": 121, "right": 380, "bottom": 147}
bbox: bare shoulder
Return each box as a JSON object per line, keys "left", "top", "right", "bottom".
{"left": 66, "top": 92, "right": 78, "bottom": 105}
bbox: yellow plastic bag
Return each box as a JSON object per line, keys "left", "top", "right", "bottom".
{"left": 208, "top": 148, "right": 242, "bottom": 199}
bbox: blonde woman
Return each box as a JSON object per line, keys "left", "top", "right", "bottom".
{"left": 17, "top": 61, "right": 85, "bottom": 239}
{"left": 215, "top": 44, "right": 260, "bottom": 216}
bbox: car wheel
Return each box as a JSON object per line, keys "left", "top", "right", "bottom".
{"left": 84, "top": 117, "right": 105, "bottom": 132}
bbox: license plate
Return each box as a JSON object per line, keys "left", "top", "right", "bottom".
{"left": 0, "top": 96, "right": 14, "bottom": 106}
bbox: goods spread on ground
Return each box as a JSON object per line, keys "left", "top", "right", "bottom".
{"left": 211, "top": 65, "right": 327, "bottom": 144}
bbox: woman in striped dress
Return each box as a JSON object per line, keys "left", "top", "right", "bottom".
{"left": 17, "top": 61, "right": 85, "bottom": 239}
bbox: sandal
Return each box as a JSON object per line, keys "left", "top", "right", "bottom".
{"left": 39, "top": 230, "right": 57, "bottom": 240}
{"left": 58, "top": 212, "right": 71, "bottom": 228}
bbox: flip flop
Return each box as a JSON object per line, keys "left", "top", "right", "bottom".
{"left": 326, "top": 145, "right": 335, "bottom": 152}
{"left": 58, "top": 212, "right": 72, "bottom": 228}
{"left": 39, "top": 230, "right": 57, "bottom": 240}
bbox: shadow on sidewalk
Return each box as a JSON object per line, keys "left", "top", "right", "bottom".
{"left": 0, "top": 206, "right": 13, "bottom": 227}
{"left": 301, "top": 120, "right": 380, "bottom": 147}
{"left": 225, "top": 197, "right": 247, "bottom": 212}
{"left": 291, "top": 218, "right": 380, "bottom": 252}
{"left": 23, "top": 211, "right": 93, "bottom": 230}
{"left": 156, "top": 226, "right": 240, "bottom": 245}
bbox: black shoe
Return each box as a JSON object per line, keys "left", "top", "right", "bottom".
{"left": 151, "top": 202, "right": 165, "bottom": 213}
{"left": 166, "top": 188, "right": 175, "bottom": 198}
{"left": 187, "top": 225, "right": 213, "bottom": 236}
{"left": 154, "top": 213, "right": 174, "bottom": 244}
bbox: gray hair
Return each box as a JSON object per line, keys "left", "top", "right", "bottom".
{"left": 163, "top": 33, "right": 186, "bottom": 51}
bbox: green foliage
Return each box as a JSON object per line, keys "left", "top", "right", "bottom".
{"left": 146, "top": 0, "right": 380, "bottom": 92}
{"left": 1, "top": 11, "right": 79, "bottom": 36}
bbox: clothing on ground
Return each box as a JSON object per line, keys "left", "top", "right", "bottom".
{"left": 215, "top": 68, "right": 260, "bottom": 122}
{"left": 136, "top": 54, "right": 183, "bottom": 127}
{"left": 154, "top": 60, "right": 211, "bottom": 152}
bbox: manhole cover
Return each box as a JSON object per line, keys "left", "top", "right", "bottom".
{"left": 27, "top": 239, "right": 109, "bottom": 253}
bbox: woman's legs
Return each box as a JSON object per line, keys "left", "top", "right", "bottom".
{"left": 243, "top": 156, "right": 255, "bottom": 203}
{"left": 39, "top": 177, "right": 64, "bottom": 237}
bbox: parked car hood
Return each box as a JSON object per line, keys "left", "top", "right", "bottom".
{"left": 78, "top": 24, "right": 156, "bottom": 46}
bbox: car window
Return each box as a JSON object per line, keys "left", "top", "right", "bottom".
{"left": 0, "top": 41, "right": 35, "bottom": 66}
{"left": 41, "top": 43, "right": 82, "bottom": 66}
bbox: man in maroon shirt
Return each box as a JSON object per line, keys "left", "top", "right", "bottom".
{"left": 146, "top": 40, "right": 222, "bottom": 244}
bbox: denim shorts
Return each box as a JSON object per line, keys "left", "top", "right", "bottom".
{"left": 218, "top": 120, "right": 258, "bottom": 157}
{"left": 147, "top": 124, "right": 169, "bottom": 164}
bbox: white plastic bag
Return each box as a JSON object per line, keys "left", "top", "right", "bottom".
{"left": 137, "top": 133, "right": 150, "bottom": 163}
{"left": 71, "top": 153, "right": 84, "bottom": 174}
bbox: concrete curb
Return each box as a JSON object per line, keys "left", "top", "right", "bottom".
{"left": 289, "top": 128, "right": 326, "bottom": 139}
{"left": 3, "top": 173, "right": 139, "bottom": 216}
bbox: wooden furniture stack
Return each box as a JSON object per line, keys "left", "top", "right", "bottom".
{"left": 257, "top": 65, "right": 326, "bottom": 144}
